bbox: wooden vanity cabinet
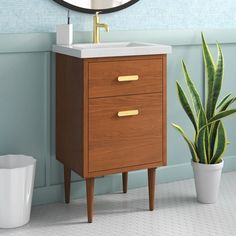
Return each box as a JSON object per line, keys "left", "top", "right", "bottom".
{"left": 56, "top": 54, "right": 167, "bottom": 223}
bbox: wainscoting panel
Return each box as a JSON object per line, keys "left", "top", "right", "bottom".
{"left": 0, "top": 30, "right": 235, "bottom": 205}
{"left": 0, "top": 52, "right": 50, "bottom": 188}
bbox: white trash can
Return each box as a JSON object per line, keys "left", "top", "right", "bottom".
{"left": 0, "top": 155, "right": 36, "bottom": 228}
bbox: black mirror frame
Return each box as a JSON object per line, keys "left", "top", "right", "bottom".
{"left": 53, "top": 0, "right": 139, "bottom": 14}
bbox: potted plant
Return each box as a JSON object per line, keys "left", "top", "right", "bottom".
{"left": 173, "top": 33, "right": 236, "bottom": 203}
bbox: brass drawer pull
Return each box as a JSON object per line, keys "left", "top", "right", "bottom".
{"left": 118, "top": 75, "right": 139, "bottom": 82}
{"left": 117, "top": 110, "right": 139, "bottom": 117}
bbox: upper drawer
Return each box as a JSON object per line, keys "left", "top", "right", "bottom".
{"left": 88, "top": 57, "right": 163, "bottom": 98}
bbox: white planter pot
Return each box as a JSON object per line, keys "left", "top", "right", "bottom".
{"left": 192, "top": 160, "right": 224, "bottom": 204}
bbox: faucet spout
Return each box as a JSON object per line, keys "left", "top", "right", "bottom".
{"left": 98, "top": 23, "right": 109, "bottom": 32}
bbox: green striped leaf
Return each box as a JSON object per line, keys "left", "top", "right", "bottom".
{"left": 220, "top": 97, "right": 236, "bottom": 111}
{"left": 182, "top": 61, "right": 204, "bottom": 116}
{"left": 197, "top": 107, "right": 207, "bottom": 129}
{"left": 196, "top": 127, "right": 208, "bottom": 164}
{"left": 202, "top": 33, "right": 216, "bottom": 120}
{"left": 210, "top": 104, "right": 236, "bottom": 156}
{"left": 210, "top": 122, "right": 226, "bottom": 164}
{"left": 176, "top": 81, "right": 197, "bottom": 131}
{"left": 217, "top": 94, "right": 231, "bottom": 109}
{"left": 211, "top": 43, "right": 224, "bottom": 115}
{"left": 172, "top": 124, "right": 199, "bottom": 163}
{"left": 197, "top": 107, "right": 211, "bottom": 162}
{"left": 206, "top": 129, "right": 211, "bottom": 163}
{"left": 209, "top": 122, "right": 220, "bottom": 158}
{"left": 196, "top": 108, "right": 209, "bottom": 164}
{"left": 209, "top": 109, "right": 236, "bottom": 123}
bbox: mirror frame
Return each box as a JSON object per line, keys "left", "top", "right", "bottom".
{"left": 53, "top": 0, "right": 139, "bottom": 14}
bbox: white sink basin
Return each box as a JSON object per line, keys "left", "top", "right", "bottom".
{"left": 53, "top": 42, "right": 172, "bottom": 58}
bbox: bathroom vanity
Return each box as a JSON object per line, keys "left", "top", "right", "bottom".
{"left": 53, "top": 42, "right": 171, "bottom": 223}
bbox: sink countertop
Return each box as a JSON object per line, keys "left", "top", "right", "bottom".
{"left": 52, "top": 42, "right": 172, "bottom": 58}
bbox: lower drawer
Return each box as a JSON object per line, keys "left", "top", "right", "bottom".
{"left": 88, "top": 93, "right": 163, "bottom": 173}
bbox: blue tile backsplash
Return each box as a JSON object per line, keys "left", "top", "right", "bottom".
{"left": 1, "top": 0, "right": 236, "bottom": 33}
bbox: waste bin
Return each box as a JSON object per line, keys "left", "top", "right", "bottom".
{"left": 0, "top": 155, "right": 36, "bottom": 228}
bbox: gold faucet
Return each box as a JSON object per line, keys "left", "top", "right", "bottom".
{"left": 93, "top": 12, "right": 109, "bottom": 44}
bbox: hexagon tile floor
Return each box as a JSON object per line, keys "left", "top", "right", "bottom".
{"left": 1, "top": 172, "right": 236, "bottom": 236}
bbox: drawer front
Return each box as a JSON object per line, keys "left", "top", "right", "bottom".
{"left": 88, "top": 93, "right": 163, "bottom": 173}
{"left": 88, "top": 58, "right": 163, "bottom": 98}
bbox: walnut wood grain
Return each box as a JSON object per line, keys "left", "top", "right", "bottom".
{"left": 56, "top": 54, "right": 167, "bottom": 178}
{"left": 56, "top": 53, "right": 87, "bottom": 177}
{"left": 64, "top": 166, "right": 71, "bottom": 204}
{"left": 88, "top": 57, "right": 163, "bottom": 98}
{"left": 88, "top": 93, "right": 163, "bottom": 172}
{"left": 86, "top": 178, "right": 95, "bottom": 223}
{"left": 56, "top": 54, "right": 168, "bottom": 223}
{"left": 148, "top": 168, "right": 156, "bottom": 211}
{"left": 86, "top": 162, "right": 162, "bottom": 178}
{"left": 162, "top": 55, "right": 167, "bottom": 166}
{"left": 122, "top": 172, "right": 128, "bottom": 193}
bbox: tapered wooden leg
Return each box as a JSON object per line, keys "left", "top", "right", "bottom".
{"left": 64, "top": 165, "right": 71, "bottom": 204}
{"left": 148, "top": 168, "right": 156, "bottom": 211}
{"left": 122, "top": 172, "right": 128, "bottom": 193}
{"left": 86, "top": 178, "right": 95, "bottom": 223}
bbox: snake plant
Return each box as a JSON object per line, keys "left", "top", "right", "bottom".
{"left": 173, "top": 33, "right": 236, "bottom": 164}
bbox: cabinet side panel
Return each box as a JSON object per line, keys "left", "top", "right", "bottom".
{"left": 56, "top": 54, "right": 84, "bottom": 176}
{"left": 162, "top": 55, "right": 167, "bottom": 166}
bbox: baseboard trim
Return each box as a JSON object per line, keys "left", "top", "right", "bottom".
{"left": 32, "top": 155, "right": 236, "bottom": 206}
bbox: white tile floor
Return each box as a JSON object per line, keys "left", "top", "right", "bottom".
{"left": 1, "top": 172, "right": 236, "bottom": 236}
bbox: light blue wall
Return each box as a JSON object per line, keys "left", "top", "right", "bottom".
{"left": 1, "top": 0, "right": 236, "bottom": 33}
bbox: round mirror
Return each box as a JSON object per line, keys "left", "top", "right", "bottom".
{"left": 53, "top": 0, "right": 139, "bottom": 14}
